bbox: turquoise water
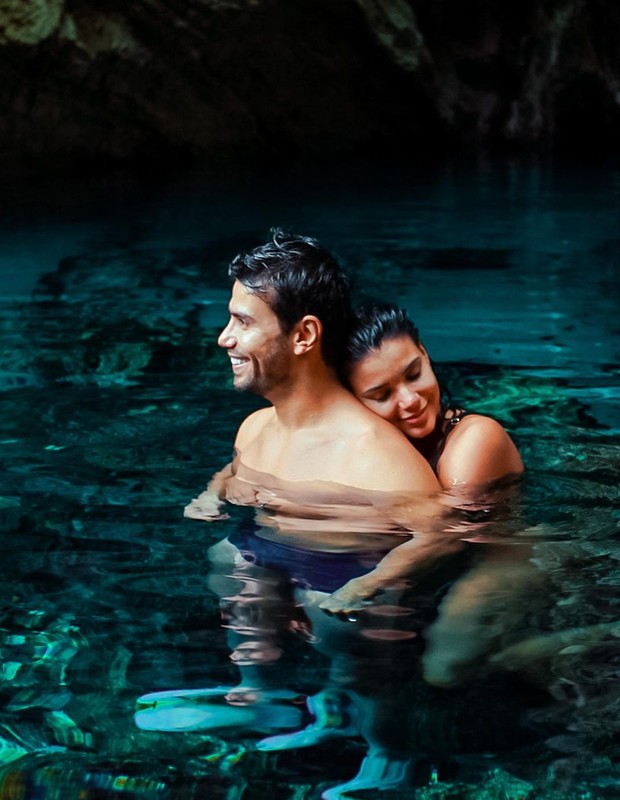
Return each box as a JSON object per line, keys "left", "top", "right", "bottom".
{"left": 1, "top": 155, "right": 619, "bottom": 799}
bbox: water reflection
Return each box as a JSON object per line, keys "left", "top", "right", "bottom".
{"left": 135, "top": 477, "right": 586, "bottom": 798}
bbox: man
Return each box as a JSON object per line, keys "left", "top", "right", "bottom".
{"left": 186, "top": 230, "right": 439, "bottom": 515}
{"left": 156, "top": 232, "right": 452, "bottom": 794}
{"left": 184, "top": 230, "right": 446, "bottom": 609}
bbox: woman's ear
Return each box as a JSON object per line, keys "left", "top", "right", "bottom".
{"left": 292, "top": 315, "right": 322, "bottom": 355}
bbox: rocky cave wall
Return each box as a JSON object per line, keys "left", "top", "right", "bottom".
{"left": 1, "top": 0, "right": 619, "bottom": 164}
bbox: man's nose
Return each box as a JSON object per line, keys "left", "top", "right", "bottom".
{"left": 218, "top": 321, "right": 235, "bottom": 348}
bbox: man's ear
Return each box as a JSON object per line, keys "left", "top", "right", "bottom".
{"left": 292, "top": 315, "right": 322, "bottom": 355}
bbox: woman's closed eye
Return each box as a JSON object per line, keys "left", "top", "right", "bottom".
{"left": 367, "top": 390, "right": 391, "bottom": 403}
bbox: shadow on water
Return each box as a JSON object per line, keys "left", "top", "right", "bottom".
{"left": 1, "top": 155, "right": 619, "bottom": 798}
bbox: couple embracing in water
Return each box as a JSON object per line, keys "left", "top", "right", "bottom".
{"left": 137, "top": 230, "right": 528, "bottom": 798}
{"left": 187, "top": 227, "right": 522, "bottom": 606}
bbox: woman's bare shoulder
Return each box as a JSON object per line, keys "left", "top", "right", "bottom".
{"left": 439, "top": 414, "right": 524, "bottom": 487}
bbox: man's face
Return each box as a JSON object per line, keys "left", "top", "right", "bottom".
{"left": 218, "top": 281, "right": 292, "bottom": 397}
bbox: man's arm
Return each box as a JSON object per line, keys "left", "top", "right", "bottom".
{"left": 184, "top": 461, "right": 233, "bottom": 520}
{"left": 183, "top": 407, "right": 272, "bottom": 521}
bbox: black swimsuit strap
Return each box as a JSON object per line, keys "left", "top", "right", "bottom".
{"left": 428, "top": 407, "right": 471, "bottom": 473}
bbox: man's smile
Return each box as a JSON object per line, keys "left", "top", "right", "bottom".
{"left": 229, "top": 355, "right": 249, "bottom": 372}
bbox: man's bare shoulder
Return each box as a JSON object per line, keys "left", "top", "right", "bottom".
{"left": 235, "top": 407, "right": 274, "bottom": 449}
{"left": 335, "top": 404, "right": 439, "bottom": 493}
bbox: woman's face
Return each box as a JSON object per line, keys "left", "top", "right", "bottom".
{"left": 349, "top": 335, "right": 441, "bottom": 440}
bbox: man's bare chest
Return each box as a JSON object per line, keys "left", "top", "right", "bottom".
{"left": 239, "top": 427, "right": 350, "bottom": 483}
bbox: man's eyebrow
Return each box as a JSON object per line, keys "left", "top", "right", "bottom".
{"left": 361, "top": 357, "right": 421, "bottom": 395}
{"left": 229, "top": 308, "right": 254, "bottom": 323}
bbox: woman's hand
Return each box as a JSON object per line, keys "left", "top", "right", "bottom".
{"left": 319, "top": 575, "right": 379, "bottom": 615}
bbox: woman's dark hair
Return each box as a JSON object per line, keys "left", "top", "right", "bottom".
{"left": 229, "top": 228, "right": 351, "bottom": 368}
{"left": 342, "top": 302, "right": 451, "bottom": 406}
{"left": 342, "top": 303, "right": 421, "bottom": 378}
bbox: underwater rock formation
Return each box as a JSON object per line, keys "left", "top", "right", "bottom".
{"left": 1, "top": 0, "right": 619, "bottom": 162}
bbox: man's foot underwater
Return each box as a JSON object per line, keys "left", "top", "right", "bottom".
{"left": 257, "top": 689, "right": 359, "bottom": 751}
{"left": 134, "top": 686, "right": 305, "bottom": 734}
{"left": 321, "top": 749, "right": 416, "bottom": 800}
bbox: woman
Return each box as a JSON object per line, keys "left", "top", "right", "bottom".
{"left": 317, "top": 300, "right": 526, "bottom": 616}
{"left": 327, "top": 302, "right": 531, "bottom": 687}
{"left": 342, "top": 302, "right": 524, "bottom": 489}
